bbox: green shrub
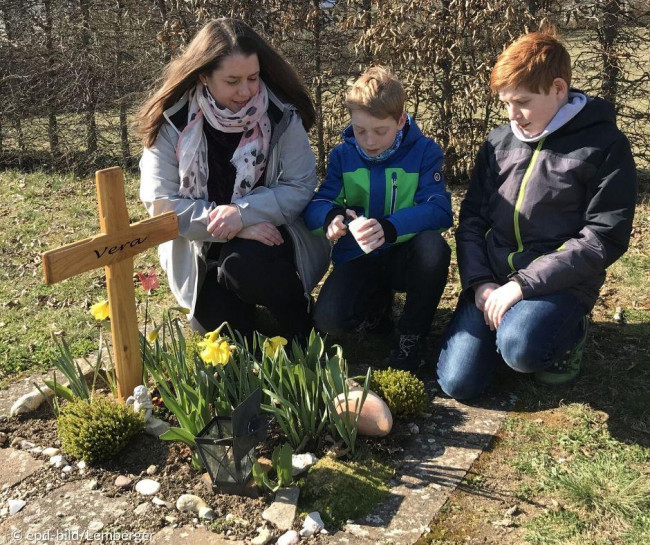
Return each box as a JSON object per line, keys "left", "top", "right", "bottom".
{"left": 370, "top": 368, "right": 428, "bottom": 418}
{"left": 57, "top": 396, "right": 145, "bottom": 464}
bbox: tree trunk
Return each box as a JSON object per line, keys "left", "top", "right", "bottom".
{"left": 119, "top": 101, "right": 130, "bottom": 164}
{"left": 599, "top": 0, "right": 621, "bottom": 107}
{"left": 312, "top": 2, "right": 326, "bottom": 176}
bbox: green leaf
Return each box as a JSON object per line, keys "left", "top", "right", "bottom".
{"left": 159, "top": 426, "right": 196, "bottom": 447}
{"left": 43, "top": 379, "right": 76, "bottom": 403}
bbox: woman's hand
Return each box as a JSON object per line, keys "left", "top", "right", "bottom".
{"left": 236, "top": 222, "right": 284, "bottom": 246}
{"left": 207, "top": 204, "right": 243, "bottom": 240}
{"left": 483, "top": 281, "right": 523, "bottom": 330}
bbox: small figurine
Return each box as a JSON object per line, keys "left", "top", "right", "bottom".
{"left": 126, "top": 385, "right": 153, "bottom": 422}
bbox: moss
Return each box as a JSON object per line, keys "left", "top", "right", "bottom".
{"left": 371, "top": 368, "right": 428, "bottom": 417}
{"left": 299, "top": 454, "right": 393, "bottom": 528}
{"left": 57, "top": 396, "right": 145, "bottom": 464}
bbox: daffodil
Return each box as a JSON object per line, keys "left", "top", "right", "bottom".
{"left": 147, "top": 326, "right": 160, "bottom": 342}
{"left": 263, "top": 336, "right": 288, "bottom": 358}
{"left": 90, "top": 299, "right": 110, "bottom": 321}
{"left": 198, "top": 330, "right": 232, "bottom": 365}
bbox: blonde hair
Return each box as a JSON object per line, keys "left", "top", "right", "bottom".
{"left": 490, "top": 31, "right": 572, "bottom": 94}
{"left": 345, "top": 66, "right": 405, "bottom": 122}
{"left": 137, "top": 18, "right": 315, "bottom": 148}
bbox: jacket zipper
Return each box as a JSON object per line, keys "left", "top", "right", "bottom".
{"left": 507, "top": 138, "right": 546, "bottom": 272}
{"left": 390, "top": 172, "right": 398, "bottom": 214}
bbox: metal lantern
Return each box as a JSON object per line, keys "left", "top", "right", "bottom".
{"left": 195, "top": 389, "right": 268, "bottom": 496}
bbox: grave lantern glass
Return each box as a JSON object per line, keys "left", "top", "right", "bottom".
{"left": 195, "top": 389, "right": 267, "bottom": 496}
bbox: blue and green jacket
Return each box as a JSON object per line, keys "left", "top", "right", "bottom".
{"left": 303, "top": 116, "right": 453, "bottom": 264}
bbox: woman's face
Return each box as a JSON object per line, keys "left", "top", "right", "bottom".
{"left": 201, "top": 52, "right": 260, "bottom": 113}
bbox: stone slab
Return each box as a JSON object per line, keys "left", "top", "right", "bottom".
{"left": 0, "top": 448, "right": 44, "bottom": 489}
{"left": 0, "top": 480, "right": 132, "bottom": 545}
{"left": 262, "top": 486, "right": 300, "bottom": 531}
{"left": 152, "top": 526, "right": 245, "bottom": 544}
{"left": 323, "top": 385, "right": 514, "bottom": 545}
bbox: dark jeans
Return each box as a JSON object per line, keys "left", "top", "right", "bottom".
{"left": 437, "top": 291, "right": 588, "bottom": 400}
{"left": 193, "top": 226, "right": 311, "bottom": 341}
{"left": 313, "top": 230, "right": 451, "bottom": 336}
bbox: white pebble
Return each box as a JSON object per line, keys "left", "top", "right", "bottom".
{"left": 77, "top": 461, "right": 87, "bottom": 470}
{"left": 8, "top": 499, "right": 26, "bottom": 516}
{"left": 50, "top": 454, "right": 67, "bottom": 468}
{"left": 42, "top": 447, "right": 60, "bottom": 457}
{"left": 277, "top": 530, "right": 300, "bottom": 545}
{"left": 62, "top": 465, "right": 73, "bottom": 473}
{"left": 135, "top": 479, "right": 160, "bottom": 496}
{"left": 88, "top": 520, "right": 104, "bottom": 532}
{"left": 303, "top": 511, "right": 325, "bottom": 534}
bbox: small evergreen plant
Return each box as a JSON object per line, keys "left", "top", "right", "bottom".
{"left": 370, "top": 368, "right": 428, "bottom": 418}
{"left": 57, "top": 396, "right": 145, "bottom": 464}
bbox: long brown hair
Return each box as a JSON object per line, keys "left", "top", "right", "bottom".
{"left": 137, "top": 18, "right": 315, "bottom": 148}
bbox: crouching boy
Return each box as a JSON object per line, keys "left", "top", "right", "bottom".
{"left": 437, "top": 32, "right": 637, "bottom": 398}
{"left": 304, "top": 67, "right": 453, "bottom": 371}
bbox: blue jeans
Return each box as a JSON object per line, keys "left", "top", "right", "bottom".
{"left": 437, "top": 291, "right": 588, "bottom": 400}
{"left": 314, "top": 230, "right": 450, "bottom": 336}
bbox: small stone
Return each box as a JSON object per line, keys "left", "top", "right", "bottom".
{"left": 56, "top": 511, "right": 65, "bottom": 518}
{"left": 50, "top": 454, "right": 67, "bottom": 468}
{"left": 198, "top": 506, "right": 216, "bottom": 520}
{"left": 144, "top": 417, "right": 170, "bottom": 438}
{"left": 146, "top": 464, "right": 157, "bottom": 475}
{"left": 88, "top": 520, "right": 104, "bottom": 533}
{"left": 8, "top": 499, "right": 26, "bottom": 516}
{"left": 303, "top": 511, "right": 324, "bottom": 535}
{"left": 10, "top": 437, "right": 25, "bottom": 449}
{"left": 29, "top": 446, "right": 44, "bottom": 455}
{"left": 176, "top": 494, "right": 207, "bottom": 513}
{"left": 114, "top": 475, "right": 133, "bottom": 489}
{"left": 407, "top": 423, "right": 420, "bottom": 434}
{"left": 42, "top": 447, "right": 61, "bottom": 457}
{"left": 88, "top": 479, "right": 99, "bottom": 490}
{"left": 291, "top": 453, "right": 318, "bottom": 476}
{"left": 20, "top": 440, "right": 36, "bottom": 450}
{"left": 277, "top": 530, "right": 300, "bottom": 545}
{"left": 46, "top": 483, "right": 53, "bottom": 490}
{"left": 0, "top": 508, "right": 7, "bottom": 517}
{"left": 134, "top": 503, "right": 151, "bottom": 516}
{"left": 334, "top": 390, "right": 393, "bottom": 436}
{"left": 77, "top": 461, "right": 87, "bottom": 470}
{"left": 62, "top": 465, "right": 73, "bottom": 473}
{"left": 0, "top": 432, "right": 8, "bottom": 446}
{"left": 135, "top": 479, "right": 160, "bottom": 496}
{"left": 164, "top": 515, "right": 177, "bottom": 524}
{"left": 152, "top": 496, "right": 169, "bottom": 507}
{"left": 251, "top": 527, "right": 273, "bottom": 545}
{"left": 10, "top": 388, "right": 53, "bottom": 417}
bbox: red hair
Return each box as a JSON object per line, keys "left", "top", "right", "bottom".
{"left": 490, "top": 32, "right": 571, "bottom": 94}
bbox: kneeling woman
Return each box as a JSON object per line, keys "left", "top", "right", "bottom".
{"left": 138, "top": 18, "right": 329, "bottom": 341}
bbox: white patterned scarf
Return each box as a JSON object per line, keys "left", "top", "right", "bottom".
{"left": 176, "top": 80, "right": 271, "bottom": 201}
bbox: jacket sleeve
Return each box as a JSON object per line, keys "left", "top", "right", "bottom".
{"left": 232, "top": 113, "right": 318, "bottom": 227}
{"left": 456, "top": 141, "right": 498, "bottom": 290}
{"left": 139, "top": 123, "right": 217, "bottom": 243}
{"left": 513, "top": 135, "right": 637, "bottom": 298}
{"left": 383, "top": 140, "right": 452, "bottom": 237}
{"left": 302, "top": 147, "right": 346, "bottom": 234}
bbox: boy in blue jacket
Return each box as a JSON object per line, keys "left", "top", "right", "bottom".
{"left": 303, "top": 67, "right": 453, "bottom": 371}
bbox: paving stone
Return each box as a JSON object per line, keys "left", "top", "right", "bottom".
{"left": 151, "top": 526, "right": 245, "bottom": 544}
{"left": 0, "top": 481, "right": 131, "bottom": 544}
{"left": 261, "top": 487, "right": 300, "bottom": 531}
{"left": 323, "top": 389, "right": 514, "bottom": 545}
{"left": 0, "top": 448, "right": 45, "bottom": 488}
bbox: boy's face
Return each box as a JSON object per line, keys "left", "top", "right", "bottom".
{"left": 350, "top": 110, "right": 406, "bottom": 157}
{"left": 498, "top": 78, "right": 569, "bottom": 137}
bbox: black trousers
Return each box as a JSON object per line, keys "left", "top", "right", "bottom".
{"left": 313, "top": 230, "right": 451, "bottom": 336}
{"left": 193, "top": 226, "right": 312, "bottom": 341}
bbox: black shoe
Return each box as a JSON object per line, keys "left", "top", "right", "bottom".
{"left": 388, "top": 334, "right": 424, "bottom": 372}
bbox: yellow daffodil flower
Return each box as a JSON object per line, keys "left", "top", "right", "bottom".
{"left": 147, "top": 327, "right": 160, "bottom": 342}
{"left": 263, "top": 336, "right": 288, "bottom": 358}
{"left": 90, "top": 299, "right": 110, "bottom": 321}
{"left": 198, "top": 330, "right": 232, "bottom": 365}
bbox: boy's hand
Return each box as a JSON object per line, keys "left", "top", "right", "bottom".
{"left": 326, "top": 209, "right": 357, "bottom": 242}
{"left": 208, "top": 204, "right": 243, "bottom": 241}
{"left": 352, "top": 218, "right": 385, "bottom": 251}
{"left": 236, "top": 222, "right": 283, "bottom": 246}
{"left": 483, "top": 281, "right": 523, "bottom": 330}
{"left": 474, "top": 282, "right": 500, "bottom": 312}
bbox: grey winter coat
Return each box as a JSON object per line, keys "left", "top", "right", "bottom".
{"left": 140, "top": 90, "right": 330, "bottom": 318}
{"left": 456, "top": 95, "right": 637, "bottom": 310}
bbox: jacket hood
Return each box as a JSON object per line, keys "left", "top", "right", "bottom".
{"left": 548, "top": 92, "right": 617, "bottom": 139}
{"left": 341, "top": 114, "right": 424, "bottom": 151}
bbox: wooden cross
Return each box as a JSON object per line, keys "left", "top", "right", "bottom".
{"left": 42, "top": 167, "right": 178, "bottom": 400}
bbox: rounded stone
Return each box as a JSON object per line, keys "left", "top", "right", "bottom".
{"left": 135, "top": 479, "right": 160, "bottom": 496}
{"left": 277, "top": 530, "right": 300, "bottom": 545}
{"left": 114, "top": 475, "right": 133, "bottom": 489}
{"left": 176, "top": 494, "right": 207, "bottom": 513}
{"left": 334, "top": 390, "right": 393, "bottom": 436}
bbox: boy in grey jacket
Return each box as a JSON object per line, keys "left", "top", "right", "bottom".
{"left": 437, "top": 32, "right": 637, "bottom": 397}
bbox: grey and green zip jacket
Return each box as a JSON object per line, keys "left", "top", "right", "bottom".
{"left": 456, "top": 95, "right": 637, "bottom": 310}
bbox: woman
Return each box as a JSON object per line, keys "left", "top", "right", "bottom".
{"left": 138, "top": 18, "right": 330, "bottom": 342}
